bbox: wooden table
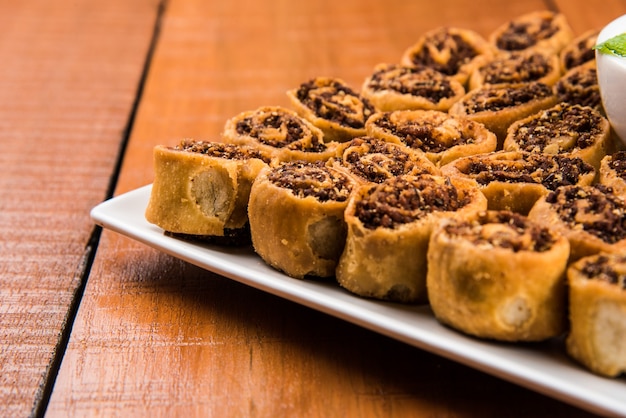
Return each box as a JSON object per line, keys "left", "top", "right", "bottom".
{"left": 2, "top": 0, "right": 625, "bottom": 416}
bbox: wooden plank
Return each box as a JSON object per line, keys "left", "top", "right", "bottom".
{"left": 0, "top": 1, "right": 160, "bottom": 417}
{"left": 106, "top": 0, "right": 561, "bottom": 194}
{"left": 48, "top": 1, "right": 623, "bottom": 416}
{"left": 553, "top": 0, "right": 626, "bottom": 33}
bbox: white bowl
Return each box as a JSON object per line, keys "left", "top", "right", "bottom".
{"left": 596, "top": 14, "right": 626, "bottom": 146}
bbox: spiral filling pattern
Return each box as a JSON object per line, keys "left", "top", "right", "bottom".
{"left": 267, "top": 162, "right": 353, "bottom": 202}
{"left": 234, "top": 109, "right": 326, "bottom": 152}
{"left": 545, "top": 184, "right": 626, "bottom": 244}
{"left": 354, "top": 175, "right": 467, "bottom": 229}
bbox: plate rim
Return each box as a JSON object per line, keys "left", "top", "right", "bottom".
{"left": 90, "top": 184, "right": 626, "bottom": 417}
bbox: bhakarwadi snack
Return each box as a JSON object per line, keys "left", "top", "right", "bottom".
{"left": 528, "top": 184, "right": 626, "bottom": 262}
{"left": 248, "top": 161, "right": 357, "bottom": 279}
{"left": 468, "top": 48, "right": 562, "bottom": 91}
{"left": 400, "top": 26, "right": 493, "bottom": 86}
{"left": 222, "top": 106, "right": 335, "bottom": 163}
{"left": 599, "top": 151, "right": 626, "bottom": 195}
{"left": 554, "top": 61, "right": 602, "bottom": 110}
{"left": 145, "top": 140, "right": 271, "bottom": 245}
{"left": 489, "top": 11, "right": 574, "bottom": 55}
{"left": 441, "top": 151, "right": 596, "bottom": 214}
{"left": 336, "top": 174, "right": 487, "bottom": 303}
{"left": 427, "top": 210, "right": 569, "bottom": 342}
{"left": 448, "top": 82, "right": 558, "bottom": 146}
{"left": 361, "top": 64, "right": 465, "bottom": 112}
{"left": 366, "top": 110, "right": 497, "bottom": 166}
{"left": 559, "top": 29, "right": 598, "bottom": 72}
{"left": 330, "top": 136, "right": 439, "bottom": 184}
{"left": 503, "top": 103, "right": 612, "bottom": 170}
{"left": 566, "top": 253, "right": 626, "bottom": 377}
{"left": 287, "top": 77, "right": 375, "bottom": 143}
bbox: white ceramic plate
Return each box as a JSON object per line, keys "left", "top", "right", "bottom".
{"left": 91, "top": 185, "right": 626, "bottom": 417}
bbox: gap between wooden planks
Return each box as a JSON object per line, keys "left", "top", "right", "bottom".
{"left": 0, "top": 0, "right": 161, "bottom": 417}
{"left": 47, "top": 0, "right": 625, "bottom": 417}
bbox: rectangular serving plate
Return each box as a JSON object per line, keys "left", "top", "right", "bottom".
{"left": 91, "top": 185, "right": 626, "bottom": 417}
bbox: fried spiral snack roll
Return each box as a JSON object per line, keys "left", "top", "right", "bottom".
{"left": 448, "top": 82, "right": 558, "bottom": 145}
{"left": 248, "top": 161, "right": 357, "bottom": 279}
{"left": 336, "top": 174, "right": 487, "bottom": 303}
{"left": 400, "top": 26, "right": 493, "bottom": 86}
{"left": 145, "top": 140, "right": 270, "bottom": 245}
{"left": 528, "top": 184, "right": 626, "bottom": 262}
{"left": 599, "top": 151, "right": 626, "bottom": 195}
{"left": 330, "top": 136, "right": 439, "bottom": 184}
{"left": 222, "top": 106, "right": 335, "bottom": 163}
{"left": 503, "top": 103, "right": 612, "bottom": 170}
{"left": 489, "top": 11, "right": 574, "bottom": 55}
{"left": 427, "top": 211, "right": 569, "bottom": 342}
{"left": 287, "top": 77, "right": 375, "bottom": 143}
{"left": 554, "top": 61, "right": 602, "bottom": 110}
{"left": 360, "top": 64, "right": 465, "bottom": 112}
{"left": 566, "top": 253, "right": 626, "bottom": 377}
{"left": 365, "top": 110, "right": 497, "bottom": 167}
{"left": 559, "top": 29, "right": 598, "bottom": 72}
{"left": 441, "top": 151, "right": 596, "bottom": 214}
{"left": 468, "top": 49, "right": 561, "bottom": 91}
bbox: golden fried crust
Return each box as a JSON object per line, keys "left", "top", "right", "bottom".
{"left": 248, "top": 162, "right": 357, "bottom": 279}
{"left": 528, "top": 185, "right": 626, "bottom": 262}
{"left": 503, "top": 103, "right": 612, "bottom": 171}
{"left": 599, "top": 151, "right": 626, "bottom": 195}
{"left": 361, "top": 64, "right": 465, "bottom": 112}
{"left": 468, "top": 48, "right": 562, "bottom": 91}
{"left": 489, "top": 11, "right": 574, "bottom": 55}
{"left": 286, "top": 77, "right": 375, "bottom": 143}
{"left": 566, "top": 253, "right": 626, "bottom": 377}
{"left": 441, "top": 150, "right": 596, "bottom": 214}
{"left": 448, "top": 82, "right": 558, "bottom": 146}
{"left": 427, "top": 211, "right": 569, "bottom": 341}
{"left": 366, "top": 110, "right": 497, "bottom": 166}
{"left": 145, "top": 143, "right": 269, "bottom": 237}
{"left": 559, "top": 29, "right": 598, "bottom": 72}
{"left": 401, "top": 26, "right": 494, "bottom": 87}
{"left": 222, "top": 106, "right": 336, "bottom": 163}
{"left": 554, "top": 60, "right": 602, "bottom": 110}
{"left": 336, "top": 174, "right": 487, "bottom": 303}
{"left": 329, "top": 136, "right": 440, "bottom": 184}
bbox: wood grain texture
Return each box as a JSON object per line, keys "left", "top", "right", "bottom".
{"left": 554, "top": 0, "right": 626, "bottom": 34}
{"left": 48, "top": 0, "right": 624, "bottom": 417}
{"left": 0, "top": 1, "right": 160, "bottom": 417}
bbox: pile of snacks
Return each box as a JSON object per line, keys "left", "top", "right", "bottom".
{"left": 144, "top": 11, "right": 626, "bottom": 378}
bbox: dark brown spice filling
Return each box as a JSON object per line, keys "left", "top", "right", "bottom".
{"left": 444, "top": 211, "right": 557, "bottom": 252}
{"left": 373, "top": 113, "right": 473, "bottom": 153}
{"left": 408, "top": 31, "right": 478, "bottom": 76}
{"left": 545, "top": 184, "right": 626, "bottom": 243}
{"left": 510, "top": 104, "right": 603, "bottom": 151}
{"left": 608, "top": 151, "right": 626, "bottom": 181}
{"left": 296, "top": 79, "right": 375, "bottom": 129}
{"left": 367, "top": 66, "right": 455, "bottom": 103}
{"left": 481, "top": 52, "right": 552, "bottom": 85}
{"left": 464, "top": 153, "right": 594, "bottom": 190}
{"left": 562, "top": 37, "right": 596, "bottom": 70}
{"left": 579, "top": 255, "right": 626, "bottom": 289}
{"left": 341, "top": 137, "right": 435, "bottom": 183}
{"left": 555, "top": 67, "right": 601, "bottom": 109}
{"left": 177, "top": 140, "right": 271, "bottom": 163}
{"left": 355, "top": 175, "right": 468, "bottom": 229}
{"left": 267, "top": 161, "right": 353, "bottom": 202}
{"left": 464, "top": 82, "right": 553, "bottom": 114}
{"left": 496, "top": 16, "right": 558, "bottom": 51}
{"left": 235, "top": 112, "right": 326, "bottom": 152}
